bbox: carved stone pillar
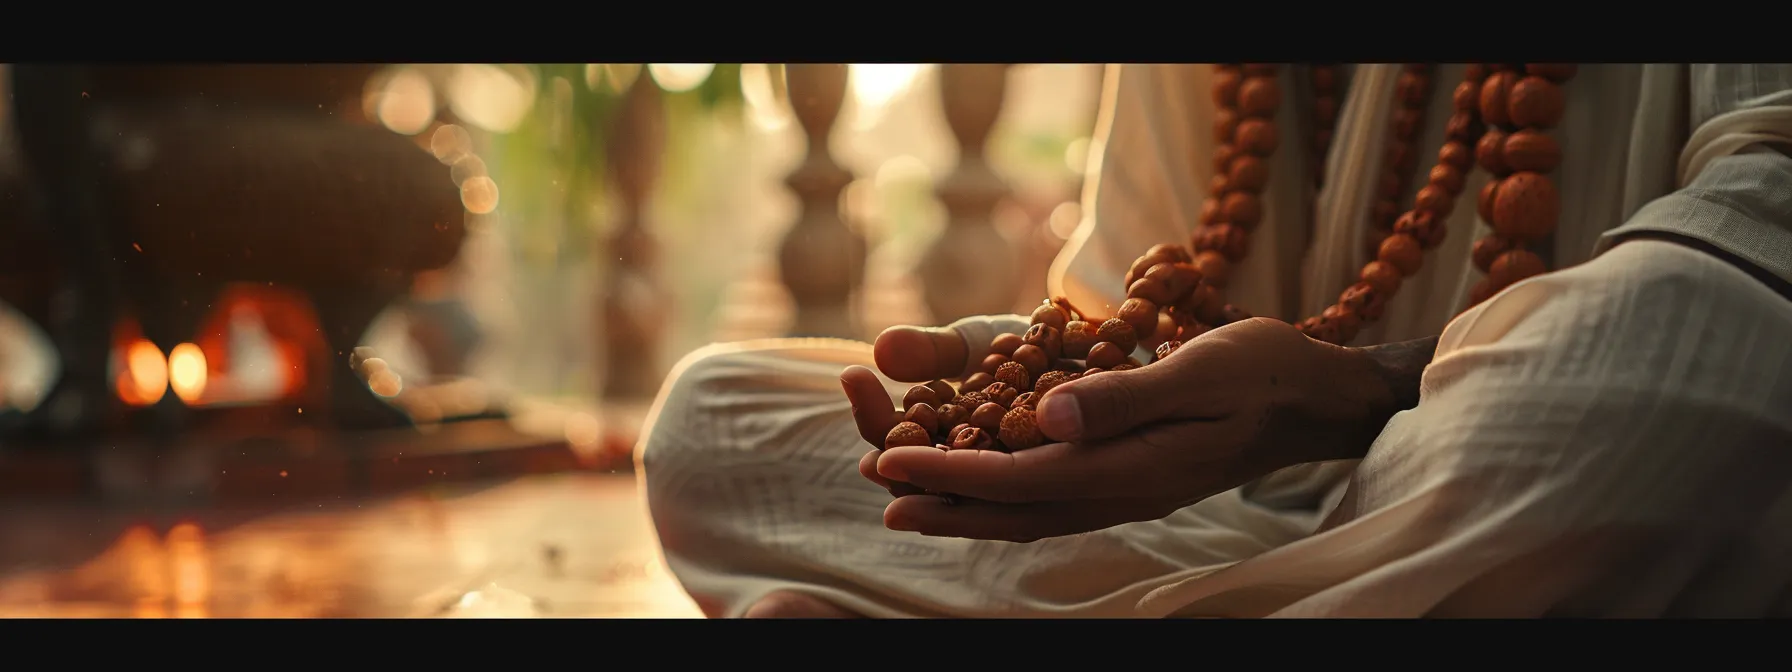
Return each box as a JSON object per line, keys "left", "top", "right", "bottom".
{"left": 598, "top": 74, "right": 669, "bottom": 400}
{"left": 776, "top": 64, "right": 864, "bottom": 339}
{"left": 921, "top": 64, "right": 1017, "bottom": 323}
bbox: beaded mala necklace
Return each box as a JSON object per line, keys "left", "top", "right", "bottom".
{"left": 880, "top": 63, "right": 1577, "bottom": 478}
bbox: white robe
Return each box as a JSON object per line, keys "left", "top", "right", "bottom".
{"left": 636, "top": 64, "right": 1792, "bottom": 617}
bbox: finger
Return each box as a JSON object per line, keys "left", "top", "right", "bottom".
{"left": 1034, "top": 340, "right": 1231, "bottom": 442}
{"left": 858, "top": 449, "right": 893, "bottom": 489}
{"left": 883, "top": 495, "right": 1175, "bottom": 543}
{"left": 879, "top": 419, "right": 1245, "bottom": 503}
{"left": 842, "top": 366, "right": 901, "bottom": 446}
{"left": 872, "top": 326, "right": 968, "bottom": 383}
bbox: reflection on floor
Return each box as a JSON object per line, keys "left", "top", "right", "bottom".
{"left": 0, "top": 474, "right": 701, "bottom": 618}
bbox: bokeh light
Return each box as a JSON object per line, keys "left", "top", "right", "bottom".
{"left": 647, "top": 64, "right": 715, "bottom": 93}
{"left": 167, "top": 343, "right": 207, "bottom": 404}
{"left": 430, "top": 124, "right": 473, "bottom": 164}
{"left": 603, "top": 64, "right": 643, "bottom": 93}
{"left": 461, "top": 176, "right": 500, "bottom": 214}
{"left": 374, "top": 67, "right": 437, "bottom": 135}
{"left": 450, "top": 154, "right": 488, "bottom": 187}
{"left": 448, "top": 65, "right": 537, "bottom": 134}
{"left": 740, "top": 63, "right": 791, "bottom": 130}
{"left": 849, "top": 64, "right": 928, "bottom": 130}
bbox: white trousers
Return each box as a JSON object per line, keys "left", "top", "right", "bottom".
{"left": 637, "top": 241, "right": 1792, "bottom": 618}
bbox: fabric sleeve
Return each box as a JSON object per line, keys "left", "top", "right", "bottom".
{"left": 1595, "top": 64, "right": 1792, "bottom": 286}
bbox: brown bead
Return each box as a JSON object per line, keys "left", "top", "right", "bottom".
{"left": 1414, "top": 185, "right": 1455, "bottom": 219}
{"left": 1182, "top": 284, "right": 1225, "bottom": 325}
{"left": 1489, "top": 249, "right": 1547, "bottom": 287}
{"left": 949, "top": 426, "right": 992, "bottom": 451}
{"left": 1314, "top": 96, "right": 1339, "bottom": 127}
{"left": 1377, "top": 172, "right": 1405, "bottom": 201}
{"left": 1386, "top": 140, "right": 1416, "bottom": 173}
{"left": 1193, "top": 250, "right": 1231, "bottom": 287}
{"left": 981, "top": 353, "right": 1010, "bottom": 375}
{"left": 926, "top": 379, "right": 958, "bottom": 406}
{"left": 1163, "top": 263, "right": 1203, "bottom": 299}
{"left": 998, "top": 406, "right": 1045, "bottom": 452}
{"left": 1214, "top": 108, "right": 1239, "bottom": 144}
{"left": 969, "top": 403, "right": 1005, "bottom": 435}
{"left": 1477, "top": 178, "right": 1502, "bottom": 224}
{"left": 1212, "top": 144, "right": 1238, "bottom": 175}
{"left": 989, "top": 333, "right": 1023, "bottom": 359}
{"left": 1396, "top": 71, "right": 1432, "bottom": 106}
{"left": 1490, "top": 171, "right": 1560, "bottom": 242}
{"left": 1452, "top": 80, "right": 1481, "bottom": 112}
{"left": 1429, "top": 163, "right": 1466, "bottom": 195}
{"left": 1209, "top": 173, "right": 1231, "bottom": 198}
{"left": 995, "top": 359, "right": 1033, "bottom": 391}
{"left": 1508, "top": 76, "right": 1565, "bottom": 129}
{"left": 1377, "top": 233, "right": 1425, "bottom": 276}
{"left": 1321, "top": 303, "right": 1361, "bottom": 336}
{"left": 1145, "top": 243, "right": 1193, "bottom": 265}
{"left": 1060, "top": 324, "right": 1097, "bottom": 359}
{"left": 902, "top": 384, "right": 938, "bottom": 409}
{"left": 1097, "top": 318, "right": 1140, "bottom": 354}
{"left": 1476, "top": 127, "right": 1510, "bottom": 176}
{"left": 1471, "top": 236, "right": 1512, "bottom": 273}
{"left": 1395, "top": 209, "right": 1447, "bottom": 249}
{"left": 1479, "top": 71, "right": 1516, "bottom": 127}
{"left": 1222, "top": 192, "right": 1262, "bottom": 227}
{"left": 1311, "top": 65, "right": 1338, "bottom": 92}
{"left": 1086, "top": 341, "right": 1127, "bottom": 369}
{"left": 1238, "top": 77, "right": 1280, "bottom": 117}
{"left": 1502, "top": 129, "right": 1562, "bottom": 173}
{"left": 1392, "top": 108, "right": 1423, "bottom": 139}
{"left": 1525, "top": 63, "right": 1578, "bottom": 83}
{"left": 1463, "top": 64, "right": 1488, "bottom": 82}
{"left": 1022, "top": 323, "right": 1062, "bottom": 359}
{"left": 1128, "top": 277, "right": 1173, "bottom": 305}
{"left": 1116, "top": 298, "right": 1159, "bottom": 340}
{"left": 1033, "top": 370, "right": 1077, "bottom": 397}
{"left": 885, "top": 422, "right": 932, "bottom": 450}
{"left": 1467, "top": 278, "right": 1497, "bottom": 306}
{"left": 1198, "top": 198, "right": 1223, "bottom": 227}
{"left": 1439, "top": 141, "right": 1474, "bottom": 172}
{"left": 1361, "top": 260, "right": 1404, "bottom": 294}
{"left": 1241, "top": 64, "right": 1278, "bottom": 77}
{"left": 1152, "top": 340, "right": 1183, "bottom": 362}
{"left": 1029, "top": 302, "right": 1069, "bottom": 330}
{"left": 1337, "top": 283, "right": 1373, "bottom": 312}
{"left": 1213, "top": 223, "right": 1250, "bottom": 260}
{"left": 1371, "top": 200, "right": 1401, "bottom": 229}
{"left": 903, "top": 403, "right": 939, "bottom": 436}
{"left": 1212, "top": 69, "right": 1242, "bottom": 107}
{"left": 1402, "top": 63, "right": 1432, "bottom": 76}
{"left": 962, "top": 372, "right": 994, "bottom": 393}
{"left": 1228, "top": 155, "right": 1269, "bottom": 192}
{"left": 1445, "top": 111, "right": 1484, "bottom": 144}
{"left": 1011, "top": 345, "right": 1050, "bottom": 380}
{"left": 937, "top": 404, "right": 970, "bottom": 432}
{"left": 1235, "top": 119, "right": 1278, "bottom": 156}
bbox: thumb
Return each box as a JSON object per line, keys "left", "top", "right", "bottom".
{"left": 1034, "top": 364, "right": 1191, "bottom": 442}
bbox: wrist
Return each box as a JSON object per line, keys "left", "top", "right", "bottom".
{"left": 1278, "top": 336, "right": 1433, "bottom": 465}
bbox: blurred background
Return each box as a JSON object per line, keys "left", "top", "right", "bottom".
{"left": 0, "top": 63, "right": 1105, "bottom": 617}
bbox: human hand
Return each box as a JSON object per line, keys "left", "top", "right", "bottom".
{"left": 868, "top": 317, "right": 1397, "bottom": 542}
{"left": 841, "top": 316, "right": 1028, "bottom": 495}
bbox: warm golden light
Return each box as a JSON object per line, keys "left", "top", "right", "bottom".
{"left": 167, "top": 343, "right": 207, "bottom": 404}
{"left": 447, "top": 64, "right": 536, "bottom": 134}
{"left": 120, "top": 340, "right": 167, "bottom": 406}
{"left": 375, "top": 67, "right": 438, "bottom": 135}
{"left": 740, "top": 64, "right": 790, "bottom": 131}
{"left": 166, "top": 522, "right": 210, "bottom": 618}
{"left": 461, "top": 175, "right": 500, "bottom": 214}
{"left": 849, "top": 64, "right": 927, "bottom": 129}
{"left": 430, "top": 124, "right": 473, "bottom": 165}
{"left": 647, "top": 63, "right": 715, "bottom": 93}
{"left": 564, "top": 412, "right": 601, "bottom": 448}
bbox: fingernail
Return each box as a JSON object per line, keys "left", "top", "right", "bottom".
{"left": 1036, "top": 393, "right": 1082, "bottom": 439}
{"left": 876, "top": 455, "right": 909, "bottom": 482}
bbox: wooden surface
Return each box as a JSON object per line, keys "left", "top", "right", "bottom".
{"left": 0, "top": 473, "right": 702, "bottom": 618}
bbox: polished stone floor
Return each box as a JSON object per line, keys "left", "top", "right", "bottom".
{"left": 0, "top": 473, "right": 702, "bottom": 618}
